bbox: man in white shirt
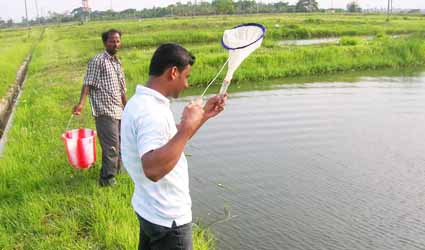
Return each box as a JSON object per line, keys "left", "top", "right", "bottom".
{"left": 121, "top": 43, "right": 227, "bottom": 250}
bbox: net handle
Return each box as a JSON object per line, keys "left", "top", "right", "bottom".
{"left": 200, "top": 57, "right": 230, "bottom": 98}
{"left": 221, "top": 23, "right": 266, "bottom": 50}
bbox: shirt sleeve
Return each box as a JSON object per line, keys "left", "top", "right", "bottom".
{"left": 83, "top": 58, "right": 102, "bottom": 88}
{"left": 135, "top": 113, "right": 169, "bottom": 158}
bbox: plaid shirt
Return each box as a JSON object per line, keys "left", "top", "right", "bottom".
{"left": 84, "top": 51, "right": 126, "bottom": 120}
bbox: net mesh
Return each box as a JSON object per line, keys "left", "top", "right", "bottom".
{"left": 222, "top": 24, "right": 265, "bottom": 82}
{"left": 200, "top": 23, "right": 265, "bottom": 97}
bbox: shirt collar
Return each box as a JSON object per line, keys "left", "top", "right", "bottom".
{"left": 103, "top": 50, "right": 118, "bottom": 61}
{"left": 136, "top": 85, "right": 170, "bottom": 105}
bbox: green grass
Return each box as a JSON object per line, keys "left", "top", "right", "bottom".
{"left": 0, "top": 27, "right": 215, "bottom": 250}
{"left": 59, "top": 14, "right": 425, "bottom": 92}
{"left": 2, "top": 13, "right": 425, "bottom": 249}
{"left": 0, "top": 28, "right": 42, "bottom": 98}
{"left": 120, "top": 34, "right": 425, "bottom": 89}
{"left": 15, "top": 14, "right": 425, "bottom": 93}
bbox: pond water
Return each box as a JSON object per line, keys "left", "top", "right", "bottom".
{"left": 280, "top": 37, "right": 341, "bottom": 45}
{"left": 279, "top": 34, "right": 409, "bottom": 46}
{"left": 171, "top": 71, "right": 425, "bottom": 250}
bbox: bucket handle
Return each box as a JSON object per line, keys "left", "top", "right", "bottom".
{"left": 65, "top": 114, "right": 74, "bottom": 132}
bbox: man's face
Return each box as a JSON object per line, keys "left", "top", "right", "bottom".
{"left": 171, "top": 65, "right": 192, "bottom": 98}
{"left": 104, "top": 33, "right": 121, "bottom": 55}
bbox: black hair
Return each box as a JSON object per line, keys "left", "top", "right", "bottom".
{"left": 102, "top": 29, "right": 122, "bottom": 43}
{"left": 149, "top": 43, "right": 195, "bottom": 76}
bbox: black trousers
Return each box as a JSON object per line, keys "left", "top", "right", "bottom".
{"left": 137, "top": 214, "right": 193, "bottom": 250}
{"left": 95, "top": 116, "right": 121, "bottom": 181}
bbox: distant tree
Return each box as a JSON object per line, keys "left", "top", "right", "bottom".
{"left": 71, "top": 7, "right": 84, "bottom": 16}
{"left": 71, "top": 7, "right": 88, "bottom": 21}
{"left": 6, "top": 19, "right": 14, "bottom": 27}
{"left": 23, "top": 0, "right": 319, "bottom": 24}
{"left": 212, "top": 0, "right": 235, "bottom": 14}
{"left": 295, "top": 0, "right": 319, "bottom": 12}
{"left": 235, "top": 0, "right": 256, "bottom": 14}
{"left": 273, "top": 2, "right": 291, "bottom": 12}
{"left": 407, "top": 9, "right": 420, "bottom": 14}
{"left": 47, "top": 11, "right": 70, "bottom": 23}
{"left": 121, "top": 8, "right": 137, "bottom": 18}
{"left": 198, "top": 2, "right": 215, "bottom": 15}
{"left": 347, "top": 1, "right": 362, "bottom": 12}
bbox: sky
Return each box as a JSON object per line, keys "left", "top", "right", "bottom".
{"left": 0, "top": 0, "right": 423, "bottom": 22}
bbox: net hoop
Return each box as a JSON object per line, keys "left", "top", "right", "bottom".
{"left": 221, "top": 23, "right": 266, "bottom": 50}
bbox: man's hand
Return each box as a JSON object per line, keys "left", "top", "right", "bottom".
{"left": 72, "top": 103, "right": 84, "bottom": 115}
{"left": 179, "top": 101, "right": 204, "bottom": 138}
{"left": 202, "top": 94, "right": 227, "bottom": 120}
{"left": 74, "top": 85, "right": 90, "bottom": 115}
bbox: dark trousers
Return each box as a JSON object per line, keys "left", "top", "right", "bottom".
{"left": 137, "top": 214, "right": 193, "bottom": 250}
{"left": 95, "top": 116, "right": 121, "bottom": 181}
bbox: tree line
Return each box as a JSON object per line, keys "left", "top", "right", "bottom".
{"left": 2, "top": 0, "right": 368, "bottom": 28}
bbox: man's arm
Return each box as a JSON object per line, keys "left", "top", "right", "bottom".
{"left": 142, "top": 102, "right": 204, "bottom": 182}
{"left": 142, "top": 129, "right": 192, "bottom": 182}
{"left": 121, "top": 93, "right": 127, "bottom": 107}
{"left": 73, "top": 57, "right": 100, "bottom": 115}
{"left": 141, "top": 96, "right": 227, "bottom": 182}
{"left": 121, "top": 70, "right": 127, "bottom": 106}
{"left": 72, "top": 85, "right": 90, "bottom": 115}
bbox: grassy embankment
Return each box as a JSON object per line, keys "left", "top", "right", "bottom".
{"left": 1, "top": 14, "right": 425, "bottom": 249}
{"left": 38, "top": 14, "right": 425, "bottom": 94}
{"left": 90, "top": 14, "right": 425, "bottom": 93}
{"left": 0, "top": 27, "right": 214, "bottom": 249}
{"left": 0, "top": 28, "right": 42, "bottom": 98}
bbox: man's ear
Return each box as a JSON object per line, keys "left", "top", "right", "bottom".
{"left": 169, "top": 66, "right": 179, "bottom": 80}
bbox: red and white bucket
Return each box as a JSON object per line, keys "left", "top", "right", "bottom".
{"left": 62, "top": 128, "right": 97, "bottom": 169}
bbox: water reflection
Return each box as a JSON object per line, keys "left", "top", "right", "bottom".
{"left": 279, "top": 34, "right": 411, "bottom": 46}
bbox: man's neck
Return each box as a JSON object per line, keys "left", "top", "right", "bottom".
{"left": 105, "top": 50, "right": 117, "bottom": 58}
{"left": 146, "top": 77, "right": 169, "bottom": 98}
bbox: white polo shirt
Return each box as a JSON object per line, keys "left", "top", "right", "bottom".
{"left": 121, "top": 85, "right": 191, "bottom": 228}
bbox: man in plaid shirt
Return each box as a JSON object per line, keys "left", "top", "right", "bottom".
{"left": 73, "top": 29, "right": 127, "bottom": 187}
